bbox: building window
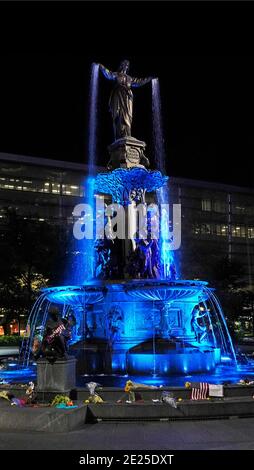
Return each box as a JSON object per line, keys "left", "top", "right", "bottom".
{"left": 22, "top": 180, "right": 34, "bottom": 192}
{"left": 193, "top": 224, "right": 200, "bottom": 235}
{"left": 201, "top": 199, "right": 227, "bottom": 213}
{"left": 213, "top": 200, "right": 227, "bottom": 213}
{"left": 9, "top": 319, "right": 19, "bottom": 335}
{"left": 62, "top": 184, "right": 80, "bottom": 197}
{"left": 51, "top": 183, "right": 61, "bottom": 194}
{"left": 0, "top": 177, "right": 51, "bottom": 193}
{"left": 193, "top": 223, "right": 212, "bottom": 235}
{"left": 247, "top": 207, "right": 254, "bottom": 216}
{"left": 232, "top": 204, "right": 246, "bottom": 214}
{"left": 0, "top": 176, "right": 86, "bottom": 198}
{"left": 215, "top": 224, "right": 228, "bottom": 236}
{"left": 201, "top": 224, "right": 212, "bottom": 234}
{"left": 231, "top": 225, "right": 246, "bottom": 238}
{"left": 201, "top": 199, "right": 212, "bottom": 211}
{"left": 193, "top": 223, "right": 229, "bottom": 237}
{"left": 248, "top": 227, "right": 254, "bottom": 239}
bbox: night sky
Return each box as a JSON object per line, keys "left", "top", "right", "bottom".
{"left": 0, "top": 4, "right": 253, "bottom": 189}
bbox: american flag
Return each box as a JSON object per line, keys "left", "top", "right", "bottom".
{"left": 191, "top": 382, "right": 209, "bottom": 400}
{"left": 46, "top": 324, "right": 65, "bottom": 344}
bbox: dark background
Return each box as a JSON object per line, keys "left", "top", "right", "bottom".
{"left": 0, "top": 3, "right": 253, "bottom": 188}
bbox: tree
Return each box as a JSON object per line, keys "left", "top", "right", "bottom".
{"left": 0, "top": 208, "right": 70, "bottom": 332}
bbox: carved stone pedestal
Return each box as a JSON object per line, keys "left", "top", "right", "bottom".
{"left": 107, "top": 136, "right": 149, "bottom": 170}
{"left": 37, "top": 357, "right": 76, "bottom": 393}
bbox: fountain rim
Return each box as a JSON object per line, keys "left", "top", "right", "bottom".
{"left": 41, "top": 279, "right": 209, "bottom": 293}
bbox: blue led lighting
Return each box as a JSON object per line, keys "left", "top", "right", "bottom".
{"left": 95, "top": 168, "right": 168, "bottom": 205}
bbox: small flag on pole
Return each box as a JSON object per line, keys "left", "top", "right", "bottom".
{"left": 191, "top": 382, "right": 209, "bottom": 400}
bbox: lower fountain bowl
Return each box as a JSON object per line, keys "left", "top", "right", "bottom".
{"left": 42, "top": 279, "right": 210, "bottom": 306}
{"left": 126, "top": 349, "right": 221, "bottom": 376}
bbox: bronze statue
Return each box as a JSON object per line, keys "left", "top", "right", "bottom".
{"left": 191, "top": 306, "right": 208, "bottom": 343}
{"left": 99, "top": 60, "right": 153, "bottom": 140}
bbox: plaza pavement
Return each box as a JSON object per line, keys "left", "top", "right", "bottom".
{"left": 0, "top": 418, "right": 254, "bottom": 450}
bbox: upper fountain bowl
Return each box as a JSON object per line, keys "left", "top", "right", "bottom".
{"left": 41, "top": 279, "right": 210, "bottom": 307}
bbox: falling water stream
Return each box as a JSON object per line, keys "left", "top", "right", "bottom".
{"left": 152, "top": 79, "right": 165, "bottom": 173}
{"left": 203, "top": 286, "right": 237, "bottom": 366}
{"left": 70, "top": 63, "right": 99, "bottom": 284}
{"left": 82, "top": 63, "right": 100, "bottom": 281}
{"left": 152, "top": 78, "right": 176, "bottom": 279}
{"left": 88, "top": 63, "right": 99, "bottom": 176}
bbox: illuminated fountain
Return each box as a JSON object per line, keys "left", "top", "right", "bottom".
{"left": 19, "top": 280, "right": 236, "bottom": 377}
{"left": 14, "top": 60, "right": 238, "bottom": 383}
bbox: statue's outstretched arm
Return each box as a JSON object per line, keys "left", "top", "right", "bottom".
{"left": 131, "top": 76, "right": 153, "bottom": 88}
{"left": 98, "top": 63, "right": 116, "bottom": 81}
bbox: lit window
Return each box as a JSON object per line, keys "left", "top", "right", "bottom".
{"left": 201, "top": 199, "right": 212, "bottom": 211}
{"left": 192, "top": 224, "right": 212, "bottom": 235}
{"left": 201, "top": 224, "right": 212, "bottom": 234}
{"left": 215, "top": 224, "right": 228, "bottom": 236}
{"left": 232, "top": 225, "right": 246, "bottom": 238}
{"left": 52, "top": 183, "right": 61, "bottom": 194}
{"left": 62, "top": 184, "right": 80, "bottom": 196}
{"left": 9, "top": 320, "right": 19, "bottom": 335}
{"left": 248, "top": 227, "right": 254, "bottom": 239}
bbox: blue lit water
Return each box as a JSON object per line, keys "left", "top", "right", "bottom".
{"left": 152, "top": 78, "right": 165, "bottom": 173}
{"left": 78, "top": 362, "right": 254, "bottom": 388}
{"left": 0, "top": 366, "right": 36, "bottom": 383}
{"left": 152, "top": 78, "right": 178, "bottom": 278}
{"left": 80, "top": 362, "right": 254, "bottom": 387}
{"left": 1, "top": 361, "right": 254, "bottom": 387}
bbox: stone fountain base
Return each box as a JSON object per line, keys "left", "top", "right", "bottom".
{"left": 37, "top": 357, "right": 76, "bottom": 393}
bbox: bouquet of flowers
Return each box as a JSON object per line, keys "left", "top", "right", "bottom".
{"left": 160, "top": 391, "right": 178, "bottom": 408}
{"left": 84, "top": 382, "right": 104, "bottom": 404}
{"left": 51, "top": 395, "right": 74, "bottom": 407}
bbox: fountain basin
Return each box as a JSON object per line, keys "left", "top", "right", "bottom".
{"left": 17, "top": 279, "right": 235, "bottom": 377}
{"left": 126, "top": 347, "right": 221, "bottom": 376}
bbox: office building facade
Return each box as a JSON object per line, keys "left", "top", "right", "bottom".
{"left": 0, "top": 152, "right": 253, "bottom": 289}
